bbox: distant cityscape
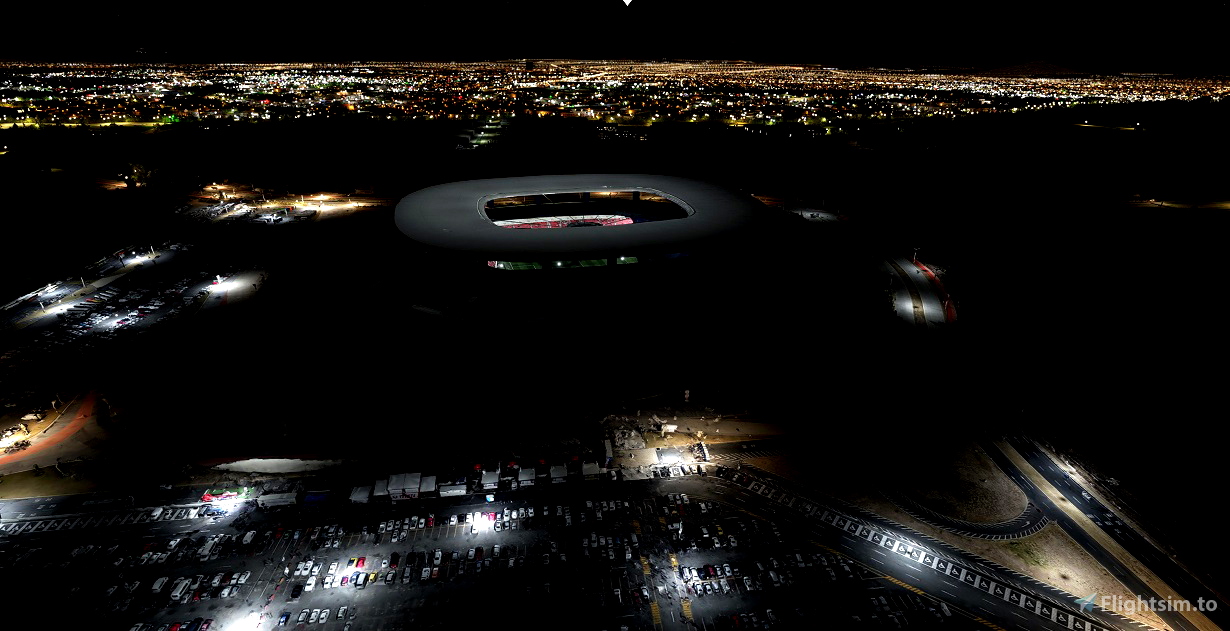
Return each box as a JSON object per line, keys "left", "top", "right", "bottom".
{"left": 2, "top": 60, "right": 1227, "bottom": 129}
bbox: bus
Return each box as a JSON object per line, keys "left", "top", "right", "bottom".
{"left": 198, "top": 540, "right": 216, "bottom": 561}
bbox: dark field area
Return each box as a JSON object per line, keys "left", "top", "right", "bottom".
{"left": 2, "top": 101, "right": 1227, "bottom": 461}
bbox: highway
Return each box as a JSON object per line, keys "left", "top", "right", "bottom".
{"left": 982, "top": 440, "right": 1205, "bottom": 631}
{"left": 1004, "top": 437, "right": 1224, "bottom": 631}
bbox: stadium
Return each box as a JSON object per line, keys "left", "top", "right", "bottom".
{"left": 394, "top": 174, "right": 767, "bottom": 270}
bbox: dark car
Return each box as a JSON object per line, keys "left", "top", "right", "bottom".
{"left": 278, "top": 612, "right": 290, "bottom": 626}
{"left": 290, "top": 584, "right": 304, "bottom": 599}
{"left": 390, "top": 552, "right": 400, "bottom": 569}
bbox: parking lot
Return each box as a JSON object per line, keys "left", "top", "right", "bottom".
{"left": 0, "top": 466, "right": 991, "bottom": 631}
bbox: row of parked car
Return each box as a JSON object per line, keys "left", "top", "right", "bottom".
{"left": 127, "top": 617, "right": 213, "bottom": 631}
{"left": 278, "top": 605, "right": 353, "bottom": 628}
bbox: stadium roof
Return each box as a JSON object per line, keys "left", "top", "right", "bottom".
{"left": 395, "top": 174, "right": 762, "bottom": 257}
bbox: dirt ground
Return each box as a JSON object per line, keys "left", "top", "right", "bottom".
{"left": 896, "top": 439, "right": 1027, "bottom": 523}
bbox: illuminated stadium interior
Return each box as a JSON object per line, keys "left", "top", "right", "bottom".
{"left": 483, "top": 191, "right": 690, "bottom": 229}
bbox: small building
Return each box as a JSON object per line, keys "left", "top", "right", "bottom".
{"left": 404, "top": 473, "right": 422, "bottom": 499}
{"left": 517, "top": 468, "right": 535, "bottom": 488}
{"left": 349, "top": 486, "right": 372, "bottom": 503}
{"left": 438, "top": 483, "right": 467, "bottom": 497}
{"left": 481, "top": 469, "right": 499, "bottom": 490}
{"left": 303, "top": 490, "right": 330, "bottom": 505}
{"left": 257, "top": 492, "right": 298, "bottom": 508}
{"left": 388, "top": 473, "right": 411, "bottom": 501}
{"left": 419, "top": 475, "right": 438, "bottom": 497}
{"left": 373, "top": 479, "right": 389, "bottom": 498}
{"left": 582, "top": 461, "right": 601, "bottom": 481}
{"left": 550, "top": 465, "right": 568, "bottom": 483}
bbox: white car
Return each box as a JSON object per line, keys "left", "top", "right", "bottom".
{"left": 408, "top": 516, "right": 418, "bottom": 529}
{"left": 323, "top": 574, "right": 334, "bottom": 589}
{"left": 467, "top": 548, "right": 475, "bottom": 560}
{"left": 449, "top": 514, "right": 458, "bottom": 526}
{"left": 328, "top": 562, "right": 339, "bottom": 575}
{"left": 237, "top": 571, "right": 251, "bottom": 584}
{"left": 309, "top": 609, "right": 320, "bottom": 623}
{"left": 319, "top": 608, "right": 330, "bottom": 624}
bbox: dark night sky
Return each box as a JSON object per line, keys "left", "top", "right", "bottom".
{"left": 3, "top": 2, "right": 1229, "bottom": 73}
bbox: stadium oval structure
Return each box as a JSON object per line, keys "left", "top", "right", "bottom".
{"left": 394, "top": 174, "right": 763, "bottom": 262}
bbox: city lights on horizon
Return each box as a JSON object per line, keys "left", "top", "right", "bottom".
{"left": 0, "top": 60, "right": 1225, "bottom": 131}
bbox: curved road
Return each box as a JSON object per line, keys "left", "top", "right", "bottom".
{"left": 887, "top": 493, "right": 1050, "bottom": 540}
{"left": 1003, "top": 437, "right": 1224, "bottom": 631}
{"left": 673, "top": 465, "right": 1144, "bottom": 631}
{"left": 982, "top": 439, "right": 1208, "bottom": 631}
{"left": 884, "top": 258, "right": 953, "bottom": 327}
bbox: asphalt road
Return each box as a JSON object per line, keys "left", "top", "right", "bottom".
{"left": 981, "top": 440, "right": 1199, "bottom": 631}
{"left": 1005, "top": 437, "right": 1224, "bottom": 630}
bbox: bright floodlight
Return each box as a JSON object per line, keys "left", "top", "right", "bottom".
{"left": 211, "top": 498, "right": 240, "bottom": 513}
